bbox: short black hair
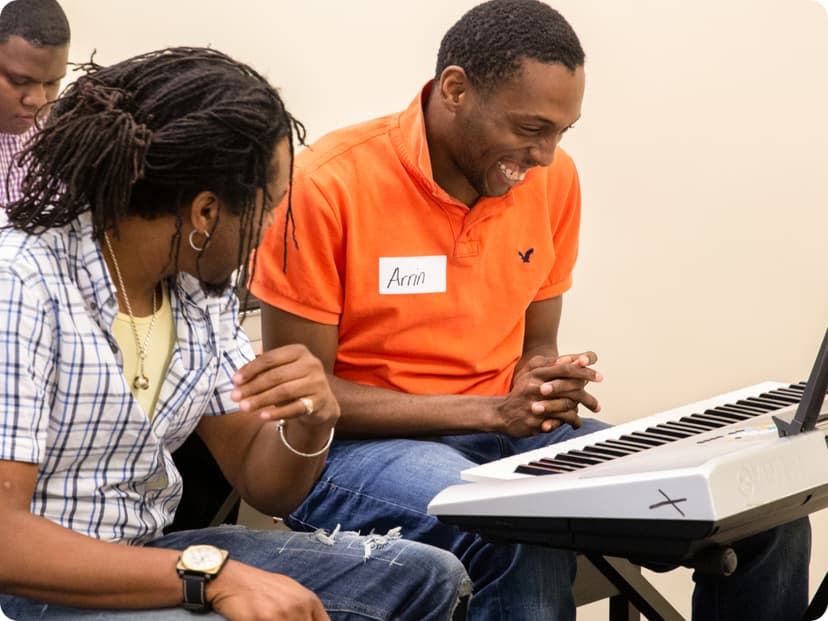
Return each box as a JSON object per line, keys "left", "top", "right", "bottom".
{"left": 435, "top": 0, "right": 584, "bottom": 91}
{"left": 0, "top": 0, "right": 70, "bottom": 47}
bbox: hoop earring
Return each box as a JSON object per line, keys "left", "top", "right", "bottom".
{"left": 189, "top": 229, "right": 210, "bottom": 252}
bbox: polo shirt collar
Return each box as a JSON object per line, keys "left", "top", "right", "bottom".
{"left": 398, "top": 81, "right": 436, "bottom": 179}
{"left": 396, "top": 81, "right": 516, "bottom": 212}
{"left": 66, "top": 212, "right": 120, "bottom": 330}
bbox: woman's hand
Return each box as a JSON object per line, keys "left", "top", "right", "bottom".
{"left": 230, "top": 343, "right": 340, "bottom": 429}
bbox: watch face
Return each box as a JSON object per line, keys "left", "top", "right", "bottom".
{"left": 181, "top": 545, "right": 224, "bottom": 572}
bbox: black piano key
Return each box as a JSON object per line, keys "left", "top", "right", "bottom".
{"left": 756, "top": 393, "right": 800, "bottom": 407}
{"left": 787, "top": 383, "right": 811, "bottom": 393}
{"left": 689, "top": 413, "right": 733, "bottom": 427}
{"left": 645, "top": 425, "right": 692, "bottom": 439}
{"left": 515, "top": 461, "right": 576, "bottom": 474}
{"left": 661, "top": 421, "right": 710, "bottom": 434}
{"left": 704, "top": 408, "right": 751, "bottom": 422}
{"left": 713, "top": 402, "right": 766, "bottom": 415}
{"left": 602, "top": 439, "right": 646, "bottom": 453}
{"left": 515, "top": 463, "right": 564, "bottom": 475}
{"left": 618, "top": 434, "right": 660, "bottom": 448}
{"left": 704, "top": 409, "right": 750, "bottom": 422}
{"left": 679, "top": 416, "right": 719, "bottom": 429}
{"left": 765, "top": 393, "right": 802, "bottom": 405}
{"left": 780, "top": 390, "right": 808, "bottom": 403}
{"left": 723, "top": 403, "right": 765, "bottom": 416}
{"left": 607, "top": 436, "right": 650, "bottom": 452}
{"left": 629, "top": 431, "right": 669, "bottom": 446}
{"left": 543, "top": 461, "right": 580, "bottom": 472}
{"left": 736, "top": 398, "right": 777, "bottom": 412}
{"left": 758, "top": 391, "right": 800, "bottom": 405}
{"left": 547, "top": 453, "right": 602, "bottom": 467}
{"left": 712, "top": 404, "right": 760, "bottom": 419}
{"left": 583, "top": 444, "right": 629, "bottom": 458}
{"left": 567, "top": 449, "right": 614, "bottom": 463}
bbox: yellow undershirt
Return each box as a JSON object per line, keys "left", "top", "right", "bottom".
{"left": 111, "top": 282, "right": 176, "bottom": 419}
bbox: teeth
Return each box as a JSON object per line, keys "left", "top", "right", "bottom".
{"left": 498, "top": 162, "right": 526, "bottom": 182}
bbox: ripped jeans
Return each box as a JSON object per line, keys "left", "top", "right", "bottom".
{"left": 284, "top": 421, "right": 812, "bottom": 621}
{"left": 0, "top": 525, "right": 471, "bottom": 620}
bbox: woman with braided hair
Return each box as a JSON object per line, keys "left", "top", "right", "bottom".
{"left": 0, "top": 47, "right": 471, "bottom": 620}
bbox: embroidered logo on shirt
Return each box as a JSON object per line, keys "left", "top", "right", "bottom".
{"left": 518, "top": 248, "right": 535, "bottom": 263}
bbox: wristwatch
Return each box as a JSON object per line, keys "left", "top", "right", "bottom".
{"left": 176, "top": 544, "right": 229, "bottom": 613}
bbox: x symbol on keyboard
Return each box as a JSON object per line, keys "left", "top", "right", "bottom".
{"left": 648, "top": 489, "right": 688, "bottom": 516}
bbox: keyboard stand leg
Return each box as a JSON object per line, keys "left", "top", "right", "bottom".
{"left": 803, "top": 569, "right": 828, "bottom": 620}
{"left": 586, "top": 553, "right": 686, "bottom": 621}
{"left": 609, "top": 592, "right": 639, "bottom": 621}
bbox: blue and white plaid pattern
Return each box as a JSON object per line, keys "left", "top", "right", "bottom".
{"left": 0, "top": 213, "right": 254, "bottom": 544}
{"left": 0, "top": 127, "right": 34, "bottom": 207}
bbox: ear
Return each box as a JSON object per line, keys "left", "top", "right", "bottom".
{"left": 188, "top": 191, "right": 221, "bottom": 235}
{"left": 437, "top": 65, "right": 471, "bottom": 113}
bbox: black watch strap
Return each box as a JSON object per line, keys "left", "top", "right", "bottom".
{"left": 181, "top": 573, "right": 210, "bottom": 613}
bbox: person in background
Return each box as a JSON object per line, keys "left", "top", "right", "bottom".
{"left": 0, "top": 46, "right": 470, "bottom": 620}
{"left": 243, "top": 1, "right": 811, "bottom": 619}
{"left": 0, "top": 0, "right": 69, "bottom": 207}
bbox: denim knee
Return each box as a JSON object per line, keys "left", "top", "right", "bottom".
{"left": 398, "top": 541, "right": 472, "bottom": 621}
{"left": 692, "top": 517, "right": 811, "bottom": 621}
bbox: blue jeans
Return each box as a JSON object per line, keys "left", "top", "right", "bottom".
{"left": 283, "top": 419, "right": 812, "bottom": 621}
{"left": 0, "top": 525, "right": 471, "bottom": 620}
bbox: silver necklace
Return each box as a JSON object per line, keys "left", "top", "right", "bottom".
{"left": 103, "top": 233, "right": 158, "bottom": 391}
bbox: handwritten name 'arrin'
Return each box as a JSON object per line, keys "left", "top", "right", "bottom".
{"left": 386, "top": 266, "right": 426, "bottom": 290}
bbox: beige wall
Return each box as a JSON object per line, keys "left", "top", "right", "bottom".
{"left": 59, "top": 1, "right": 828, "bottom": 617}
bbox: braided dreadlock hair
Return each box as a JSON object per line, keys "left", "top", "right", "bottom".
{"left": 436, "top": 0, "right": 584, "bottom": 93}
{"left": 7, "top": 46, "right": 305, "bottom": 293}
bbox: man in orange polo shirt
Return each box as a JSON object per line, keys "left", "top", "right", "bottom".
{"left": 246, "top": 1, "right": 810, "bottom": 619}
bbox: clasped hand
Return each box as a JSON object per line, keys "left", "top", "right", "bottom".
{"left": 499, "top": 351, "right": 603, "bottom": 436}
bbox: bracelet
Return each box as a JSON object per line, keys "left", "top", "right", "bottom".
{"left": 276, "top": 419, "right": 335, "bottom": 458}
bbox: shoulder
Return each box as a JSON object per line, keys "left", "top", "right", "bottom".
{"left": 0, "top": 229, "right": 64, "bottom": 324}
{"left": 0, "top": 227, "right": 56, "bottom": 276}
{"left": 0, "top": 218, "right": 91, "bottom": 296}
{"left": 295, "top": 113, "right": 400, "bottom": 178}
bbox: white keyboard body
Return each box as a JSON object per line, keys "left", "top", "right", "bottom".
{"left": 429, "top": 382, "right": 828, "bottom": 524}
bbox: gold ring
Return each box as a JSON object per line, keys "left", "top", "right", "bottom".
{"left": 299, "top": 396, "right": 315, "bottom": 416}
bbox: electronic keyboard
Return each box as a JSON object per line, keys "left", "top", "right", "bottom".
{"left": 428, "top": 381, "right": 828, "bottom": 563}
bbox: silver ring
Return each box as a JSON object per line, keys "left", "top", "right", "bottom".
{"left": 299, "top": 396, "right": 315, "bottom": 416}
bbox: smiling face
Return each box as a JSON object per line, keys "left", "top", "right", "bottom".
{"left": 0, "top": 35, "right": 68, "bottom": 134}
{"left": 436, "top": 58, "right": 585, "bottom": 205}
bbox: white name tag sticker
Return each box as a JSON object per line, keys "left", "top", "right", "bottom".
{"left": 379, "top": 255, "right": 446, "bottom": 295}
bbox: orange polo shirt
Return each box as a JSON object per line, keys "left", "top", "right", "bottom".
{"left": 251, "top": 83, "right": 582, "bottom": 397}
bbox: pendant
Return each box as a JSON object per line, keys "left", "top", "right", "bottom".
{"left": 133, "top": 375, "right": 150, "bottom": 391}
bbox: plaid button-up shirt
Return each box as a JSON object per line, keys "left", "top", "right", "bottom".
{"left": 0, "top": 127, "right": 34, "bottom": 207}
{"left": 0, "top": 213, "right": 254, "bottom": 544}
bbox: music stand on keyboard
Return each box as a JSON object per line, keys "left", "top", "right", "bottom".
{"left": 789, "top": 329, "right": 828, "bottom": 620}
{"left": 774, "top": 327, "right": 828, "bottom": 437}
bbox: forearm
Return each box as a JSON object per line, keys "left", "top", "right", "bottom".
{"left": 233, "top": 420, "right": 332, "bottom": 516}
{"left": 330, "top": 375, "right": 501, "bottom": 437}
{"left": 0, "top": 511, "right": 182, "bottom": 609}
